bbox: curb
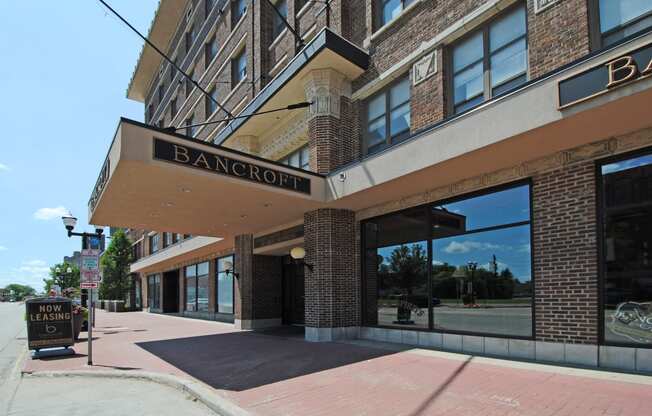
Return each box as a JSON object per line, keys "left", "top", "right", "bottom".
{"left": 22, "top": 370, "right": 250, "bottom": 416}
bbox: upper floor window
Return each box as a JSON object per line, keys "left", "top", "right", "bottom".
{"left": 365, "top": 76, "right": 411, "bottom": 154}
{"left": 232, "top": 49, "right": 247, "bottom": 87}
{"left": 281, "top": 145, "right": 309, "bottom": 170}
{"left": 232, "top": 0, "right": 247, "bottom": 27}
{"left": 206, "top": 35, "right": 219, "bottom": 65}
{"left": 149, "top": 234, "right": 160, "bottom": 254}
{"left": 158, "top": 84, "right": 164, "bottom": 104}
{"left": 173, "top": 233, "right": 181, "bottom": 244}
{"left": 272, "top": 0, "right": 288, "bottom": 40}
{"left": 186, "top": 70, "right": 194, "bottom": 97}
{"left": 185, "top": 26, "right": 194, "bottom": 53}
{"left": 205, "top": 0, "right": 214, "bottom": 18}
{"left": 163, "top": 232, "right": 173, "bottom": 248}
{"left": 147, "top": 104, "right": 154, "bottom": 123}
{"left": 451, "top": 4, "right": 527, "bottom": 114}
{"left": 186, "top": 114, "right": 196, "bottom": 137}
{"left": 171, "top": 98, "right": 178, "bottom": 119}
{"left": 206, "top": 86, "right": 218, "bottom": 117}
{"left": 595, "top": 0, "right": 652, "bottom": 47}
{"left": 378, "top": 0, "right": 415, "bottom": 29}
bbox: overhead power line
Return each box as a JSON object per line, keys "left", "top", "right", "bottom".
{"left": 168, "top": 102, "right": 312, "bottom": 132}
{"left": 97, "top": 0, "right": 234, "bottom": 118}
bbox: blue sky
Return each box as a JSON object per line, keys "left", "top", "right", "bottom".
{"left": 0, "top": 1, "right": 158, "bottom": 291}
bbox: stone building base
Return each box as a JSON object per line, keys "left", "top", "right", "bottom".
{"left": 359, "top": 327, "right": 652, "bottom": 374}
{"left": 305, "top": 326, "right": 360, "bottom": 342}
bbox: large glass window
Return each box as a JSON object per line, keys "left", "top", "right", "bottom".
{"left": 364, "top": 207, "right": 430, "bottom": 330}
{"left": 185, "top": 261, "right": 210, "bottom": 312}
{"left": 217, "top": 256, "right": 235, "bottom": 314}
{"left": 599, "top": 152, "right": 652, "bottom": 346}
{"left": 148, "top": 274, "right": 161, "bottom": 310}
{"left": 451, "top": 5, "right": 527, "bottom": 114}
{"left": 597, "top": 0, "right": 652, "bottom": 47}
{"left": 272, "top": 0, "right": 288, "bottom": 40}
{"left": 365, "top": 76, "right": 411, "bottom": 154}
{"left": 363, "top": 183, "right": 533, "bottom": 338}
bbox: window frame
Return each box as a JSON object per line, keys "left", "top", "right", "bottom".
{"left": 446, "top": 2, "right": 529, "bottom": 116}
{"left": 185, "top": 114, "right": 196, "bottom": 137}
{"left": 206, "top": 86, "right": 218, "bottom": 118}
{"left": 216, "top": 255, "right": 236, "bottom": 316}
{"left": 588, "top": 0, "right": 652, "bottom": 51}
{"left": 271, "top": 0, "right": 288, "bottom": 41}
{"left": 375, "top": 0, "right": 414, "bottom": 31}
{"left": 363, "top": 75, "right": 412, "bottom": 156}
{"left": 149, "top": 234, "right": 160, "bottom": 254}
{"left": 232, "top": 0, "right": 247, "bottom": 28}
{"left": 360, "top": 179, "right": 535, "bottom": 340}
{"left": 231, "top": 48, "right": 247, "bottom": 88}
{"left": 596, "top": 147, "right": 652, "bottom": 348}
{"left": 185, "top": 261, "right": 210, "bottom": 312}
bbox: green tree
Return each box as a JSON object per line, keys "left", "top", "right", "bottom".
{"left": 99, "top": 229, "right": 133, "bottom": 301}
{"left": 4, "top": 284, "right": 36, "bottom": 301}
{"left": 42, "top": 278, "right": 55, "bottom": 294}
{"left": 49, "top": 262, "right": 80, "bottom": 290}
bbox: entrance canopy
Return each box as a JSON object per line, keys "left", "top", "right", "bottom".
{"left": 88, "top": 119, "right": 327, "bottom": 239}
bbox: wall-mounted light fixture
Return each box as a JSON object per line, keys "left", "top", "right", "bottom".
{"left": 290, "top": 247, "right": 314, "bottom": 271}
{"left": 222, "top": 260, "right": 239, "bottom": 278}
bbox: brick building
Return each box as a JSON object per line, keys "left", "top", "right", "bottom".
{"left": 88, "top": 0, "right": 652, "bottom": 372}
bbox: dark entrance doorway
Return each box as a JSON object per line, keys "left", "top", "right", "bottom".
{"left": 282, "top": 256, "right": 304, "bottom": 325}
{"left": 162, "top": 270, "right": 180, "bottom": 313}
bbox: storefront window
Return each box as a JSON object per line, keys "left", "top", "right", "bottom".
{"left": 599, "top": 152, "right": 652, "bottom": 346}
{"left": 148, "top": 274, "right": 161, "bottom": 310}
{"left": 186, "top": 262, "right": 210, "bottom": 312}
{"left": 363, "top": 183, "right": 533, "bottom": 338}
{"left": 364, "top": 207, "right": 429, "bottom": 330}
{"left": 217, "top": 255, "right": 235, "bottom": 314}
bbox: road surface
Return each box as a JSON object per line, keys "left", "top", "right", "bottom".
{"left": 0, "top": 302, "right": 216, "bottom": 415}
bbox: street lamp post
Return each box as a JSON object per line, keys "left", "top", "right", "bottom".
{"left": 61, "top": 214, "right": 103, "bottom": 366}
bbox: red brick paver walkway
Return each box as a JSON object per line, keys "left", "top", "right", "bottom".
{"left": 24, "top": 311, "right": 652, "bottom": 415}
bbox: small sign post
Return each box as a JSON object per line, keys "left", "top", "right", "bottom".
{"left": 26, "top": 297, "right": 75, "bottom": 359}
{"left": 80, "top": 248, "right": 101, "bottom": 365}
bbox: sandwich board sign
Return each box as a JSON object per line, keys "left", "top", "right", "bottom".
{"left": 81, "top": 249, "right": 101, "bottom": 282}
{"left": 25, "top": 297, "right": 74, "bottom": 351}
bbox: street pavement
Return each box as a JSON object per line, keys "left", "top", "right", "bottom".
{"left": 0, "top": 302, "right": 216, "bottom": 415}
{"left": 20, "top": 308, "right": 652, "bottom": 416}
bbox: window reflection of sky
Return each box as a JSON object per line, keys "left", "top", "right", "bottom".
{"left": 602, "top": 154, "right": 652, "bottom": 175}
{"left": 438, "top": 185, "right": 529, "bottom": 231}
{"left": 377, "top": 225, "right": 531, "bottom": 284}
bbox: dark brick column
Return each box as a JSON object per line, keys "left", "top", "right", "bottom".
{"left": 234, "top": 234, "right": 283, "bottom": 329}
{"left": 532, "top": 160, "right": 599, "bottom": 344}
{"left": 304, "top": 208, "right": 359, "bottom": 341}
{"left": 303, "top": 69, "right": 358, "bottom": 174}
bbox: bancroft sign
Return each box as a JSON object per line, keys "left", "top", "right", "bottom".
{"left": 558, "top": 42, "right": 652, "bottom": 108}
{"left": 153, "top": 138, "right": 311, "bottom": 194}
{"left": 25, "top": 298, "right": 74, "bottom": 350}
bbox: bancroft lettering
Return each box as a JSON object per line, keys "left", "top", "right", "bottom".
{"left": 154, "top": 139, "right": 311, "bottom": 194}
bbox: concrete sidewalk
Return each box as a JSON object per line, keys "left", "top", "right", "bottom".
{"left": 24, "top": 310, "right": 652, "bottom": 416}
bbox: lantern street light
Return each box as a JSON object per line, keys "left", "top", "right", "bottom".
{"left": 60, "top": 213, "right": 104, "bottom": 366}
{"left": 467, "top": 261, "right": 478, "bottom": 306}
{"left": 222, "top": 260, "right": 239, "bottom": 278}
{"left": 290, "top": 247, "right": 314, "bottom": 271}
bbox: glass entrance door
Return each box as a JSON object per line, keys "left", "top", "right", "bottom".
{"left": 282, "top": 256, "right": 305, "bottom": 325}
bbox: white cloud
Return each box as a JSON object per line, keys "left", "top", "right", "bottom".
{"left": 0, "top": 259, "right": 51, "bottom": 292}
{"left": 0, "top": 162, "right": 9, "bottom": 172}
{"left": 33, "top": 206, "right": 70, "bottom": 220}
{"left": 518, "top": 243, "right": 531, "bottom": 253}
{"left": 480, "top": 260, "right": 509, "bottom": 272}
{"left": 443, "top": 241, "right": 502, "bottom": 254}
{"left": 0, "top": 246, "right": 7, "bottom": 252}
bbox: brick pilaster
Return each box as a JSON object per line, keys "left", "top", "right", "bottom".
{"left": 532, "top": 160, "right": 599, "bottom": 344}
{"left": 304, "top": 208, "right": 359, "bottom": 341}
